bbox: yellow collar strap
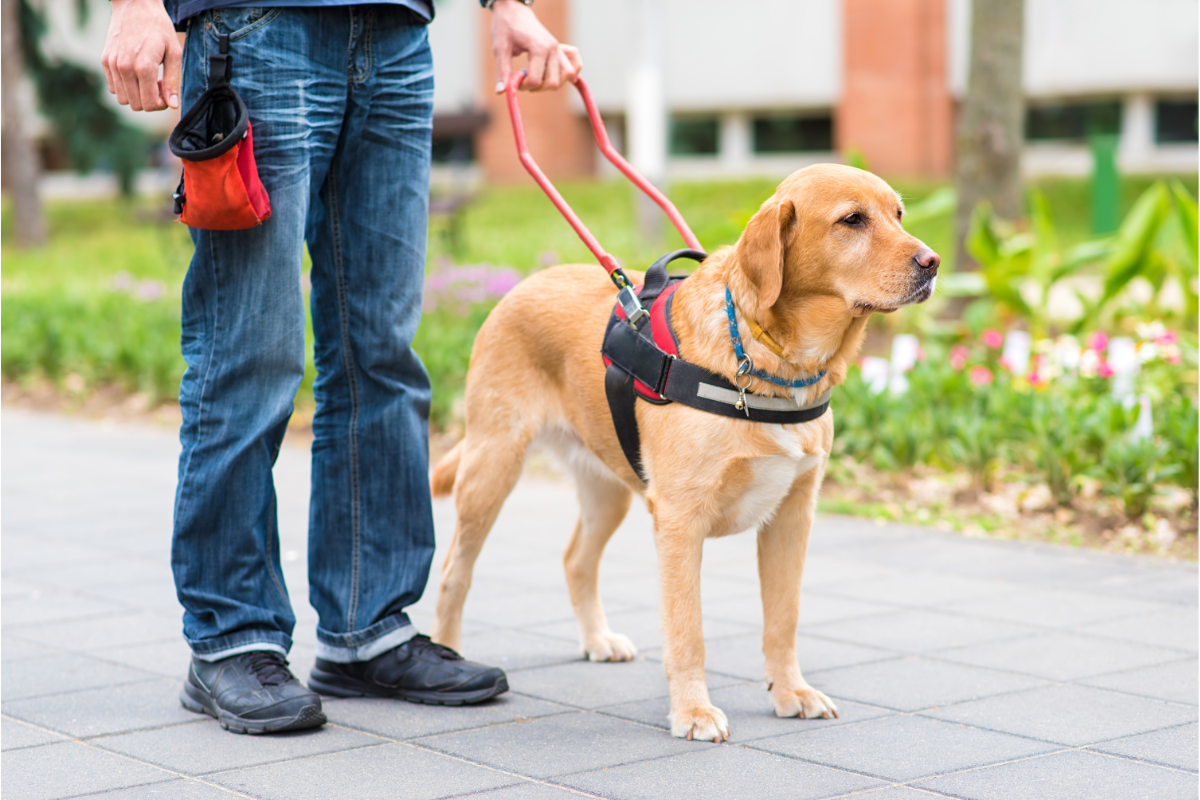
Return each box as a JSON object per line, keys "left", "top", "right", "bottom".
{"left": 737, "top": 304, "right": 787, "bottom": 358}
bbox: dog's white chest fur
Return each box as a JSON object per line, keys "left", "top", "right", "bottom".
{"left": 729, "top": 445, "right": 822, "bottom": 534}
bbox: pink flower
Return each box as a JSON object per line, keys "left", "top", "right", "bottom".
{"left": 949, "top": 345, "right": 969, "bottom": 371}
{"left": 1155, "top": 329, "right": 1179, "bottom": 346}
{"left": 1097, "top": 361, "right": 1114, "bottom": 378}
{"left": 981, "top": 329, "right": 1003, "bottom": 349}
{"left": 1087, "top": 331, "right": 1109, "bottom": 352}
{"left": 916, "top": 346, "right": 926, "bottom": 362}
{"left": 969, "top": 365, "right": 993, "bottom": 385}
{"left": 998, "top": 355, "right": 1013, "bottom": 372}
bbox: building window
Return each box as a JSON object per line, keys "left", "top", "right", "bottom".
{"left": 669, "top": 117, "right": 720, "bottom": 156}
{"left": 1025, "top": 101, "right": 1122, "bottom": 141}
{"left": 1155, "top": 100, "right": 1198, "bottom": 144}
{"left": 752, "top": 114, "right": 833, "bottom": 153}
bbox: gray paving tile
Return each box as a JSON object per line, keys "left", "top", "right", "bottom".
{"left": 72, "top": 779, "right": 247, "bottom": 798}
{"left": 2, "top": 654, "right": 154, "bottom": 701}
{"left": 93, "top": 719, "right": 385, "bottom": 774}
{"left": 801, "top": 609, "right": 1034, "bottom": 654}
{"left": 795, "top": 592, "right": 901, "bottom": 624}
{"left": 0, "top": 740, "right": 175, "bottom": 800}
{"left": 1, "top": 637, "right": 63, "bottom": 662}
{"left": 3, "top": 678, "right": 195, "bottom": 738}
{"left": 828, "top": 788, "right": 947, "bottom": 800}
{"left": 1094, "top": 570, "right": 1200, "bottom": 607}
{"left": 416, "top": 711, "right": 695, "bottom": 778}
{"left": 807, "top": 656, "right": 1047, "bottom": 712}
{"left": 210, "top": 742, "right": 516, "bottom": 800}
{"left": 459, "top": 584, "right": 615, "bottom": 628}
{"left": 754, "top": 714, "right": 1057, "bottom": 781}
{"left": 457, "top": 628, "right": 588, "bottom": 672}
{"left": 659, "top": 632, "right": 894, "bottom": 682}
{"left": 0, "top": 538, "right": 117, "bottom": 571}
{"left": 507, "top": 657, "right": 738, "bottom": 709}
{"left": 925, "top": 684, "right": 1199, "bottom": 746}
{"left": 598, "top": 682, "right": 894, "bottom": 741}
{"left": 1091, "top": 722, "right": 1198, "bottom": 772}
{"left": 819, "top": 573, "right": 1016, "bottom": 608}
{"left": 947, "top": 588, "right": 1172, "bottom": 628}
{"left": 324, "top": 692, "right": 573, "bottom": 739}
{"left": 1079, "top": 606, "right": 1200, "bottom": 652}
{"left": 933, "top": 631, "right": 1190, "bottom": 681}
{"left": 443, "top": 782, "right": 585, "bottom": 799}
{"left": 99, "top": 639, "right": 194, "bottom": 680}
{"left": 916, "top": 749, "right": 1199, "bottom": 800}
{"left": 2, "top": 717, "right": 69, "bottom": 751}
{"left": 1, "top": 591, "right": 133, "bottom": 627}
{"left": 81, "top": 582, "right": 184, "bottom": 617}
{"left": 8, "top": 612, "right": 182, "bottom": 652}
{"left": 526, "top": 608, "right": 754, "bottom": 651}
{"left": 559, "top": 743, "right": 883, "bottom": 800}
{"left": 5, "top": 557, "right": 169, "bottom": 592}
{"left": 1081, "top": 659, "right": 1199, "bottom": 705}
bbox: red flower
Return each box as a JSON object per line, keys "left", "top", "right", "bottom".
{"left": 969, "top": 365, "right": 994, "bottom": 385}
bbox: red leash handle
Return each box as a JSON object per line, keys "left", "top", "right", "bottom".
{"left": 504, "top": 71, "right": 703, "bottom": 280}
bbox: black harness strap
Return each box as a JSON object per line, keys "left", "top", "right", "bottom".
{"left": 600, "top": 249, "right": 831, "bottom": 485}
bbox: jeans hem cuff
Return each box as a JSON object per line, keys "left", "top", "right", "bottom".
{"left": 315, "top": 622, "right": 417, "bottom": 663}
{"left": 191, "top": 641, "right": 289, "bottom": 663}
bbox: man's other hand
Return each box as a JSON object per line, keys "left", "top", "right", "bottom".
{"left": 102, "top": 0, "right": 182, "bottom": 111}
{"left": 489, "top": 0, "right": 582, "bottom": 93}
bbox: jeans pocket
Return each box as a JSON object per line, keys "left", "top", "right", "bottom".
{"left": 213, "top": 7, "right": 282, "bottom": 40}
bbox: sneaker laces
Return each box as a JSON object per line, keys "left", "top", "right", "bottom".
{"left": 244, "top": 651, "right": 294, "bottom": 687}
{"left": 408, "top": 634, "right": 463, "bottom": 661}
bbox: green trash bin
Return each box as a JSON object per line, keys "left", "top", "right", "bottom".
{"left": 1090, "top": 133, "right": 1120, "bottom": 235}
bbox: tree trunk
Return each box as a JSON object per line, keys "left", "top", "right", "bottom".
{"left": 1, "top": 0, "right": 47, "bottom": 247}
{"left": 954, "top": 0, "right": 1024, "bottom": 270}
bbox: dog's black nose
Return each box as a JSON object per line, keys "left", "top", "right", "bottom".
{"left": 913, "top": 248, "right": 940, "bottom": 272}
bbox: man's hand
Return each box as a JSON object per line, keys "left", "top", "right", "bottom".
{"left": 489, "top": 0, "right": 582, "bottom": 93}
{"left": 101, "top": 0, "right": 182, "bottom": 111}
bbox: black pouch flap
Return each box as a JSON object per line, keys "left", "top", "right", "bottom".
{"left": 603, "top": 320, "right": 672, "bottom": 395}
{"left": 169, "top": 84, "right": 248, "bottom": 162}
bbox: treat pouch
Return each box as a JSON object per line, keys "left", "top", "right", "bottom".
{"left": 169, "top": 34, "right": 270, "bottom": 230}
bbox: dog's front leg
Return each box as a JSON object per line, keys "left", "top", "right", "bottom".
{"left": 758, "top": 463, "right": 839, "bottom": 720}
{"left": 653, "top": 505, "right": 729, "bottom": 742}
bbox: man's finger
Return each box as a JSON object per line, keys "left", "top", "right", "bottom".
{"left": 561, "top": 44, "right": 583, "bottom": 79}
{"left": 493, "top": 36, "right": 512, "bottom": 93}
{"left": 163, "top": 39, "right": 182, "bottom": 109}
{"left": 101, "top": 48, "right": 117, "bottom": 95}
{"left": 524, "top": 45, "right": 547, "bottom": 90}
{"left": 137, "top": 56, "right": 163, "bottom": 111}
{"left": 117, "top": 56, "right": 141, "bottom": 109}
{"left": 540, "top": 47, "right": 562, "bottom": 91}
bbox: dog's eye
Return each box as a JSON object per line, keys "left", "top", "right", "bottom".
{"left": 840, "top": 213, "right": 865, "bottom": 226}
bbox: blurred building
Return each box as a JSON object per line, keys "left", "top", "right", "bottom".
{"left": 433, "top": 0, "right": 1198, "bottom": 182}
{"left": 21, "top": 0, "right": 1200, "bottom": 185}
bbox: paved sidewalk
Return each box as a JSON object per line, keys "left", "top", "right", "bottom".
{"left": 2, "top": 409, "right": 1197, "bottom": 800}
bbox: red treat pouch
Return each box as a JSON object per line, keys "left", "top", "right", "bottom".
{"left": 168, "top": 34, "right": 270, "bottom": 230}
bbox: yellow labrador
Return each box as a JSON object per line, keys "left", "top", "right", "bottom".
{"left": 429, "top": 164, "right": 939, "bottom": 741}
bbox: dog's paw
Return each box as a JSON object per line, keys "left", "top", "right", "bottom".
{"left": 670, "top": 705, "right": 730, "bottom": 742}
{"left": 584, "top": 631, "right": 637, "bottom": 662}
{"left": 770, "top": 683, "right": 839, "bottom": 720}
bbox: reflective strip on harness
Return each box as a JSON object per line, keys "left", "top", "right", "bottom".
{"left": 696, "top": 385, "right": 832, "bottom": 413}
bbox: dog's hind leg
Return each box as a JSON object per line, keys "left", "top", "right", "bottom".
{"left": 563, "top": 473, "right": 635, "bottom": 661}
{"left": 758, "top": 463, "right": 839, "bottom": 721}
{"left": 431, "top": 434, "right": 529, "bottom": 652}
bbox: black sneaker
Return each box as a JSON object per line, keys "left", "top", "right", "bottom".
{"left": 308, "top": 635, "right": 508, "bottom": 706}
{"left": 180, "top": 651, "right": 326, "bottom": 734}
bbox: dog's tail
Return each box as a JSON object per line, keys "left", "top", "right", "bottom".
{"left": 431, "top": 440, "right": 464, "bottom": 498}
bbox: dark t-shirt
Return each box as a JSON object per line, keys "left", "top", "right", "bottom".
{"left": 166, "top": 0, "right": 432, "bottom": 27}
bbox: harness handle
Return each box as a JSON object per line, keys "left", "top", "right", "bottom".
{"left": 504, "top": 71, "right": 703, "bottom": 288}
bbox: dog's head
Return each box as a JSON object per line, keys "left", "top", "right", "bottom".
{"left": 733, "top": 164, "right": 939, "bottom": 327}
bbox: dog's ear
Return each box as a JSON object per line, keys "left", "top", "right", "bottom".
{"left": 735, "top": 199, "right": 796, "bottom": 315}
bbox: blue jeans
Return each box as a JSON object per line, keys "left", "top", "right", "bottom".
{"left": 172, "top": 5, "right": 436, "bottom": 663}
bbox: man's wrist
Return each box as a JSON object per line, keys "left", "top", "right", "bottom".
{"left": 481, "top": 0, "right": 533, "bottom": 9}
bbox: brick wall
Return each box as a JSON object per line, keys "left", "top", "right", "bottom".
{"left": 839, "top": 0, "right": 954, "bottom": 177}
{"left": 475, "top": 0, "right": 595, "bottom": 183}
